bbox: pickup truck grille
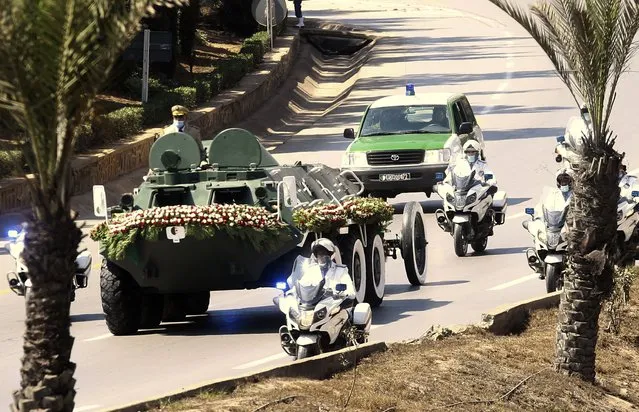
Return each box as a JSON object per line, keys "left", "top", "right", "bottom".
{"left": 366, "top": 150, "right": 425, "bottom": 166}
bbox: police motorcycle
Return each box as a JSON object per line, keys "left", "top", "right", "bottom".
{"left": 434, "top": 157, "right": 507, "bottom": 257}
{"left": 522, "top": 185, "right": 570, "bottom": 293}
{"left": 274, "top": 239, "right": 372, "bottom": 360}
{"left": 553, "top": 105, "right": 639, "bottom": 265}
{"left": 4, "top": 225, "right": 92, "bottom": 301}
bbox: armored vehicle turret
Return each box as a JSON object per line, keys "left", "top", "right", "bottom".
{"left": 92, "top": 128, "right": 429, "bottom": 335}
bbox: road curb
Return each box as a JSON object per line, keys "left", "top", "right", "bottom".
{"left": 105, "top": 341, "right": 388, "bottom": 412}
{"left": 480, "top": 290, "right": 562, "bottom": 335}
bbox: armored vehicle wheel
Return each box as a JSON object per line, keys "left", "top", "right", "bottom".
{"left": 340, "top": 233, "right": 367, "bottom": 303}
{"left": 140, "top": 294, "right": 164, "bottom": 329}
{"left": 364, "top": 232, "right": 385, "bottom": 307}
{"left": 186, "top": 292, "right": 210, "bottom": 315}
{"left": 401, "top": 201, "right": 428, "bottom": 285}
{"left": 100, "top": 260, "right": 142, "bottom": 335}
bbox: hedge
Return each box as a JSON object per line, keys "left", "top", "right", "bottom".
{"left": 0, "top": 26, "right": 284, "bottom": 177}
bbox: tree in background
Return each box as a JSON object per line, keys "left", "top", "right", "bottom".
{"left": 220, "top": 0, "right": 258, "bottom": 36}
{"left": 487, "top": 0, "right": 639, "bottom": 382}
{"left": 0, "top": 1, "right": 187, "bottom": 410}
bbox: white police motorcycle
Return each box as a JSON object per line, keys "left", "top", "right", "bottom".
{"left": 434, "top": 160, "right": 507, "bottom": 257}
{"left": 522, "top": 188, "right": 569, "bottom": 293}
{"left": 4, "top": 227, "right": 92, "bottom": 301}
{"left": 274, "top": 255, "right": 372, "bottom": 360}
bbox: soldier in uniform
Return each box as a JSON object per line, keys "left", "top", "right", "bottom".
{"left": 164, "top": 105, "right": 202, "bottom": 144}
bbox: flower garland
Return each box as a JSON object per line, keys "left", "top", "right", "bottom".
{"left": 90, "top": 204, "right": 294, "bottom": 261}
{"left": 293, "top": 197, "right": 394, "bottom": 233}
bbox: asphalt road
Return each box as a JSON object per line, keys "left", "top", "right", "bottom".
{"left": 2, "top": 1, "right": 639, "bottom": 410}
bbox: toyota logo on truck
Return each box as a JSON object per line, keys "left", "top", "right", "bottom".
{"left": 390, "top": 154, "right": 400, "bottom": 161}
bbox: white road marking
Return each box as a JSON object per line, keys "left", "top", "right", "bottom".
{"left": 370, "top": 324, "right": 382, "bottom": 330}
{"left": 75, "top": 405, "right": 101, "bottom": 412}
{"left": 233, "top": 352, "right": 289, "bottom": 370}
{"left": 83, "top": 333, "right": 112, "bottom": 342}
{"left": 479, "top": 32, "right": 515, "bottom": 116}
{"left": 487, "top": 273, "right": 539, "bottom": 291}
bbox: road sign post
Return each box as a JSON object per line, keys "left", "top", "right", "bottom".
{"left": 142, "top": 29, "right": 150, "bottom": 103}
{"left": 251, "top": 0, "right": 287, "bottom": 51}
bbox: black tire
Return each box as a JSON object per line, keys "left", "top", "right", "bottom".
{"left": 364, "top": 232, "right": 385, "bottom": 307}
{"left": 453, "top": 224, "right": 468, "bottom": 257}
{"left": 545, "top": 263, "right": 563, "bottom": 293}
{"left": 100, "top": 260, "right": 142, "bottom": 335}
{"left": 471, "top": 237, "right": 488, "bottom": 253}
{"left": 340, "top": 234, "right": 367, "bottom": 303}
{"left": 140, "top": 294, "right": 164, "bottom": 329}
{"left": 401, "top": 201, "right": 428, "bottom": 285}
{"left": 186, "top": 292, "right": 210, "bottom": 315}
{"left": 296, "top": 344, "right": 318, "bottom": 360}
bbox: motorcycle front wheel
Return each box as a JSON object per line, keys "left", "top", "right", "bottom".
{"left": 545, "top": 263, "right": 563, "bottom": 293}
{"left": 453, "top": 224, "right": 468, "bottom": 257}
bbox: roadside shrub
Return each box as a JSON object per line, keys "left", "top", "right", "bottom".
{"left": 93, "top": 107, "right": 144, "bottom": 145}
{"left": 194, "top": 77, "right": 213, "bottom": 103}
{"left": 123, "top": 75, "right": 167, "bottom": 98}
{"left": 172, "top": 86, "right": 197, "bottom": 108}
{"left": 215, "top": 53, "right": 254, "bottom": 89}
{"left": 0, "top": 150, "right": 23, "bottom": 178}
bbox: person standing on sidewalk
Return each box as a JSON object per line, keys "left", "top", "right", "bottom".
{"left": 292, "top": 0, "right": 304, "bottom": 28}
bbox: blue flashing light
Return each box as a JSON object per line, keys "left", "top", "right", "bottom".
{"left": 435, "top": 172, "right": 444, "bottom": 181}
{"left": 556, "top": 135, "right": 565, "bottom": 143}
{"left": 485, "top": 174, "right": 494, "bottom": 180}
{"left": 633, "top": 191, "right": 639, "bottom": 198}
{"left": 525, "top": 207, "right": 535, "bottom": 215}
{"left": 276, "top": 282, "right": 287, "bottom": 290}
{"left": 7, "top": 230, "right": 18, "bottom": 239}
{"left": 405, "top": 83, "right": 415, "bottom": 96}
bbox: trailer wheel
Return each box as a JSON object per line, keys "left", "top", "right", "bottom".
{"left": 401, "top": 201, "right": 428, "bottom": 285}
{"left": 364, "top": 232, "right": 385, "bottom": 307}
{"left": 100, "top": 260, "right": 142, "bottom": 335}
{"left": 340, "top": 234, "right": 367, "bottom": 303}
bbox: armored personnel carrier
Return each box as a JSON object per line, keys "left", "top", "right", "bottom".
{"left": 91, "top": 128, "right": 428, "bottom": 335}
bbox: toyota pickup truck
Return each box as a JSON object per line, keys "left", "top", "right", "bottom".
{"left": 341, "top": 88, "right": 486, "bottom": 199}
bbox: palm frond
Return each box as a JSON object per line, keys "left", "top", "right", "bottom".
{"left": 0, "top": 0, "right": 190, "bottom": 217}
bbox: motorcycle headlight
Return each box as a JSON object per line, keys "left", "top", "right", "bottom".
{"left": 289, "top": 307, "right": 299, "bottom": 322}
{"left": 296, "top": 309, "right": 315, "bottom": 328}
{"left": 537, "top": 229, "right": 547, "bottom": 243}
{"left": 424, "top": 149, "right": 451, "bottom": 163}
{"left": 547, "top": 231, "right": 561, "bottom": 248}
{"left": 465, "top": 193, "right": 477, "bottom": 205}
{"left": 313, "top": 307, "right": 327, "bottom": 322}
{"left": 341, "top": 152, "right": 368, "bottom": 167}
{"left": 446, "top": 193, "right": 454, "bottom": 203}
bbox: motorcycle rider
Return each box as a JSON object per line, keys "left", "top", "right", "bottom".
{"left": 444, "top": 139, "right": 496, "bottom": 187}
{"left": 287, "top": 238, "right": 356, "bottom": 301}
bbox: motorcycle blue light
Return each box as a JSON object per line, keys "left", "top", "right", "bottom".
{"left": 276, "top": 282, "right": 287, "bottom": 290}
{"left": 435, "top": 172, "right": 444, "bottom": 181}
{"left": 7, "top": 230, "right": 18, "bottom": 238}
{"left": 405, "top": 83, "right": 415, "bottom": 96}
{"left": 556, "top": 135, "right": 565, "bottom": 143}
{"left": 632, "top": 191, "right": 639, "bottom": 198}
{"left": 525, "top": 208, "right": 534, "bottom": 215}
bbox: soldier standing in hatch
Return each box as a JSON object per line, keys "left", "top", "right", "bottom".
{"left": 164, "top": 105, "right": 202, "bottom": 143}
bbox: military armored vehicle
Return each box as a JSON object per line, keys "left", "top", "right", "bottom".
{"left": 92, "top": 128, "right": 428, "bottom": 335}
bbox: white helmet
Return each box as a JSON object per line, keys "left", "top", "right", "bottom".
{"left": 311, "top": 238, "right": 337, "bottom": 271}
{"left": 462, "top": 139, "right": 481, "bottom": 153}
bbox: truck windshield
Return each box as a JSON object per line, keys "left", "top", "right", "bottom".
{"left": 360, "top": 104, "right": 451, "bottom": 136}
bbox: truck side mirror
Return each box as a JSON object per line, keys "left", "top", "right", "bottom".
{"left": 92, "top": 185, "right": 108, "bottom": 218}
{"left": 458, "top": 122, "right": 473, "bottom": 135}
{"left": 343, "top": 128, "right": 355, "bottom": 139}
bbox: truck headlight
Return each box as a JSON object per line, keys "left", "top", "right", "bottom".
{"left": 424, "top": 149, "right": 451, "bottom": 163}
{"left": 341, "top": 152, "right": 368, "bottom": 167}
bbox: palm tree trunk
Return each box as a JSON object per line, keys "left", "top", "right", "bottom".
{"left": 11, "top": 211, "right": 82, "bottom": 412}
{"left": 555, "top": 145, "right": 621, "bottom": 382}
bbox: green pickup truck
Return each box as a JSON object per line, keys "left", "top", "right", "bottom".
{"left": 340, "top": 90, "right": 486, "bottom": 199}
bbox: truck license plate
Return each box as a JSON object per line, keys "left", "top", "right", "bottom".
{"left": 379, "top": 173, "right": 410, "bottom": 182}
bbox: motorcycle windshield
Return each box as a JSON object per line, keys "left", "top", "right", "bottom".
{"left": 294, "top": 263, "right": 326, "bottom": 305}
{"left": 540, "top": 189, "right": 569, "bottom": 229}
{"left": 450, "top": 160, "right": 478, "bottom": 192}
{"left": 543, "top": 208, "right": 566, "bottom": 229}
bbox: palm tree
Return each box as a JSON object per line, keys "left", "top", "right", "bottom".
{"left": 0, "top": 1, "right": 187, "bottom": 410}
{"left": 486, "top": 0, "right": 639, "bottom": 382}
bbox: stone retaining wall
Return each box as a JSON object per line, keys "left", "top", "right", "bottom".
{"left": 0, "top": 33, "right": 300, "bottom": 214}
